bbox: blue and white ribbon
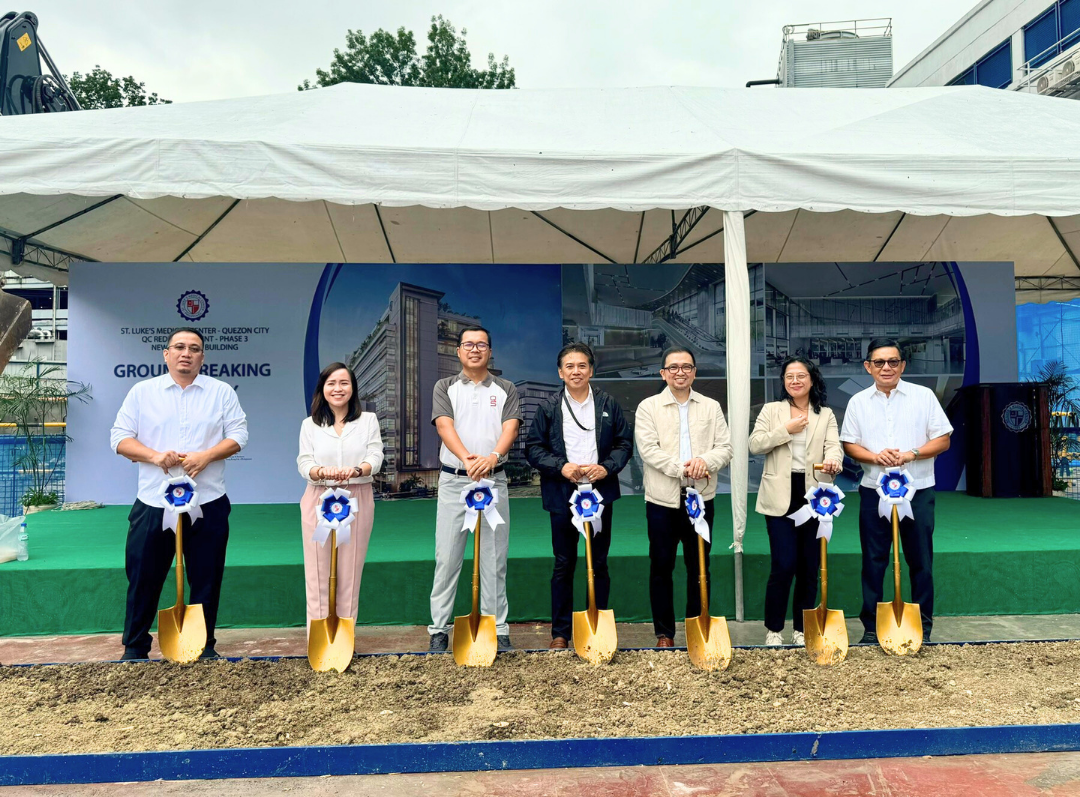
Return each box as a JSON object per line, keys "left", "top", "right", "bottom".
{"left": 788, "top": 484, "right": 846, "bottom": 543}
{"left": 877, "top": 468, "right": 917, "bottom": 522}
{"left": 160, "top": 473, "right": 202, "bottom": 532}
{"left": 460, "top": 478, "right": 504, "bottom": 532}
{"left": 684, "top": 487, "right": 710, "bottom": 543}
{"left": 313, "top": 487, "right": 359, "bottom": 547}
{"left": 569, "top": 483, "right": 604, "bottom": 537}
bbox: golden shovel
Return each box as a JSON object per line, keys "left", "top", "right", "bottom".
{"left": 573, "top": 520, "right": 617, "bottom": 665}
{"left": 803, "top": 465, "right": 848, "bottom": 665}
{"left": 877, "top": 505, "right": 922, "bottom": 655}
{"left": 453, "top": 514, "right": 497, "bottom": 667}
{"left": 308, "top": 528, "right": 356, "bottom": 672}
{"left": 158, "top": 512, "right": 207, "bottom": 664}
{"left": 685, "top": 533, "right": 731, "bottom": 671}
{"left": 803, "top": 537, "right": 848, "bottom": 665}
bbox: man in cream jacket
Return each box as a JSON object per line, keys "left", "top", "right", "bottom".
{"left": 634, "top": 347, "right": 733, "bottom": 647}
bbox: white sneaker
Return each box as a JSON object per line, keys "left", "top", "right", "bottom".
{"left": 765, "top": 630, "right": 784, "bottom": 646}
{"left": 792, "top": 631, "right": 805, "bottom": 646}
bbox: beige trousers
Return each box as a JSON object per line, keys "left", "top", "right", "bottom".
{"left": 300, "top": 482, "right": 374, "bottom": 627}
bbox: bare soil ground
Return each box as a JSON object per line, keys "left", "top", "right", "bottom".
{"left": 3, "top": 642, "right": 1079, "bottom": 756}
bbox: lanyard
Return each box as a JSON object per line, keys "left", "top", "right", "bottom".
{"left": 562, "top": 390, "right": 595, "bottom": 432}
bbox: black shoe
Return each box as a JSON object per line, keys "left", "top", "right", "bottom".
{"left": 859, "top": 631, "right": 878, "bottom": 645}
{"left": 429, "top": 632, "right": 449, "bottom": 652}
{"left": 922, "top": 631, "right": 932, "bottom": 644}
{"left": 497, "top": 635, "right": 514, "bottom": 652}
{"left": 120, "top": 647, "right": 150, "bottom": 661}
{"left": 199, "top": 647, "right": 220, "bottom": 660}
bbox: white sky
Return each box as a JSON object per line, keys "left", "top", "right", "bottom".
{"left": 28, "top": 0, "right": 979, "bottom": 102}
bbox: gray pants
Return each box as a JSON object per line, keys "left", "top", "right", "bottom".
{"left": 428, "top": 471, "right": 511, "bottom": 636}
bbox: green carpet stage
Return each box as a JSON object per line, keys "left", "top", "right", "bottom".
{"left": 3, "top": 494, "right": 1080, "bottom": 636}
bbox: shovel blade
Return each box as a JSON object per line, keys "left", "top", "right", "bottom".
{"left": 157, "top": 603, "right": 206, "bottom": 664}
{"left": 685, "top": 615, "right": 732, "bottom": 671}
{"left": 876, "top": 601, "right": 923, "bottom": 656}
{"left": 308, "top": 616, "right": 356, "bottom": 673}
{"left": 802, "top": 606, "right": 849, "bottom": 665}
{"left": 452, "top": 613, "right": 497, "bottom": 667}
{"left": 572, "top": 609, "right": 618, "bottom": 665}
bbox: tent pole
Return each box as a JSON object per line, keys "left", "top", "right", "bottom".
{"left": 723, "top": 210, "right": 750, "bottom": 623}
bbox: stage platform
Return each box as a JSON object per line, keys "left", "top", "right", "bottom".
{"left": 2, "top": 494, "right": 1079, "bottom": 636}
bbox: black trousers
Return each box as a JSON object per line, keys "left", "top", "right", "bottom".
{"left": 550, "top": 505, "right": 613, "bottom": 641}
{"left": 858, "top": 486, "right": 935, "bottom": 634}
{"left": 764, "top": 473, "right": 820, "bottom": 633}
{"left": 646, "top": 498, "right": 714, "bottom": 640}
{"left": 123, "top": 494, "right": 232, "bottom": 654}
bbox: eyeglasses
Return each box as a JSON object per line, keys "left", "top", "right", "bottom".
{"left": 168, "top": 344, "right": 203, "bottom": 354}
{"left": 784, "top": 373, "right": 810, "bottom": 383}
{"left": 663, "top": 364, "right": 696, "bottom": 374}
{"left": 868, "top": 358, "right": 902, "bottom": 369}
{"left": 459, "top": 341, "right": 490, "bottom": 352}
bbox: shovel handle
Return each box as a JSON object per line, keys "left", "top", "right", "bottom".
{"left": 584, "top": 521, "right": 598, "bottom": 627}
{"left": 696, "top": 533, "right": 710, "bottom": 624}
{"left": 470, "top": 513, "right": 482, "bottom": 636}
{"left": 891, "top": 504, "right": 904, "bottom": 624}
{"left": 174, "top": 512, "right": 185, "bottom": 608}
{"left": 328, "top": 527, "right": 338, "bottom": 621}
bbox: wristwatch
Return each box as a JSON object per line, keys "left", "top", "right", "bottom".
{"left": 351, "top": 465, "right": 363, "bottom": 478}
{"left": 492, "top": 451, "right": 508, "bottom": 466}
{"left": 910, "top": 448, "right": 920, "bottom": 461}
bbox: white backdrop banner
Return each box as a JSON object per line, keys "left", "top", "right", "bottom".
{"left": 67, "top": 263, "right": 324, "bottom": 505}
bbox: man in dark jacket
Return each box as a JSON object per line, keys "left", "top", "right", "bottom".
{"left": 526, "top": 342, "right": 633, "bottom": 649}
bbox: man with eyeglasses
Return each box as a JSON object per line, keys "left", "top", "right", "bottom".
{"left": 525, "top": 342, "right": 633, "bottom": 649}
{"left": 110, "top": 327, "right": 248, "bottom": 660}
{"left": 634, "top": 347, "right": 732, "bottom": 647}
{"left": 428, "top": 326, "right": 522, "bottom": 653}
{"left": 840, "top": 338, "right": 952, "bottom": 644}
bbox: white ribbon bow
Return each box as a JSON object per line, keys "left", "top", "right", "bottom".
{"left": 685, "top": 487, "right": 710, "bottom": 543}
{"left": 788, "top": 484, "right": 846, "bottom": 543}
{"left": 160, "top": 470, "right": 202, "bottom": 532}
{"left": 313, "top": 487, "right": 359, "bottom": 547}
{"left": 460, "top": 478, "right": 504, "bottom": 532}
{"left": 569, "top": 482, "right": 604, "bottom": 537}
{"left": 877, "top": 468, "right": 917, "bottom": 522}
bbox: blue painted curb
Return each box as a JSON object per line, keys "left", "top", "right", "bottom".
{"left": 4, "top": 722, "right": 1080, "bottom": 786}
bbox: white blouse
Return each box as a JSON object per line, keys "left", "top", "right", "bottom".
{"left": 297, "top": 413, "right": 384, "bottom": 486}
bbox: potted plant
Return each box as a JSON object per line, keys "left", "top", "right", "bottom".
{"left": 0, "top": 360, "right": 91, "bottom": 513}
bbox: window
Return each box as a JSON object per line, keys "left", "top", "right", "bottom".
{"left": 949, "top": 40, "right": 1013, "bottom": 88}
{"left": 1024, "top": 0, "right": 1080, "bottom": 68}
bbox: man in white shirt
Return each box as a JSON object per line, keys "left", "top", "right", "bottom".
{"left": 110, "top": 328, "right": 248, "bottom": 660}
{"left": 428, "top": 326, "right": 521, "bottom": 653}
{"left": 840, "top": 338, "right": 953, "bottom": 644}
{"left": 634, "top": 347, "right": 733, "bottom": 647}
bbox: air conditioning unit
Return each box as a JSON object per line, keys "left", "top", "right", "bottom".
{"left": 1051, "top": 52, "right": 1080, "bottom": 91}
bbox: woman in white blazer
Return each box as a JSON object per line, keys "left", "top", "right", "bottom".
{"left": 297, "top": 362, "right": 383, "bottom": 635}
{"left": 749, "top": 357, "right": 843, "bottom": 646}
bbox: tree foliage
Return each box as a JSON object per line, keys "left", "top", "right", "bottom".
{"left": 67, "top": 66, "right": 171, "bottom": 110}
{"left": 300, "top": 15, "right": 514, "bottom": 91}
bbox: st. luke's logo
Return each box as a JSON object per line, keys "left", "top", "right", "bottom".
{"left": 176, "top": 290, "right": 210, "bottom": 321}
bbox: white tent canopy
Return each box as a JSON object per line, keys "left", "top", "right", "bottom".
{"left": 4, "top": 83, "right": 1080, "bottom": 618}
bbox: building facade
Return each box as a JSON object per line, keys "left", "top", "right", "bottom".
{"left": 888, "top": 0, "right": 1080, "bottom": 97}
{"left": 346, "top": 282, "right": 494, "bottom": 494}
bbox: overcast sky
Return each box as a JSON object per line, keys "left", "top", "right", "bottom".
{"left": 30, "top": 0, "right": 979, "bottom": 103}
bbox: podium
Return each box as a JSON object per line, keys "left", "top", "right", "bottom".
{"left": 957, "top": 383, "right": 1052, "bottom": 498}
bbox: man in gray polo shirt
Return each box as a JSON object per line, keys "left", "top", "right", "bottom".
{"left": 428, "top": 326, "right": 522, "bottom": 652}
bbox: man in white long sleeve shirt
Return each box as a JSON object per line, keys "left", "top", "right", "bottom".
{"left": 110, "top": 328, "right": 248, "bottom": 660}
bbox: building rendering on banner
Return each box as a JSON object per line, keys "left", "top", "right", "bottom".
{"left": 347, "top": 282, "right": 496, "bottom": 494}
{"left": 888, "top": 0, "right": 1080, "bottom": 97}
{"left": 511, "top": 380, "right": 559, "bottom": 471}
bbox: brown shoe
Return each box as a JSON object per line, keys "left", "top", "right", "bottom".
{"left": 656, "top": 636, "right": 675, "bottom": 648}
{"left": 549, "top": 637, "right": 568, "bottom": 650}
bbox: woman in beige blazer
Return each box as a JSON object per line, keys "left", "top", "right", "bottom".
{"left": 749, "top": 357, "right": 843, "bottom": 646}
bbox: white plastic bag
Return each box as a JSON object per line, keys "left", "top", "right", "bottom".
{"left": 0, "top": 513, "right": 25, "bottom": 563}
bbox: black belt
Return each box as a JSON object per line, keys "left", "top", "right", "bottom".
{"left": 441, "top": 464, "right": 504, "bottom": 477}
